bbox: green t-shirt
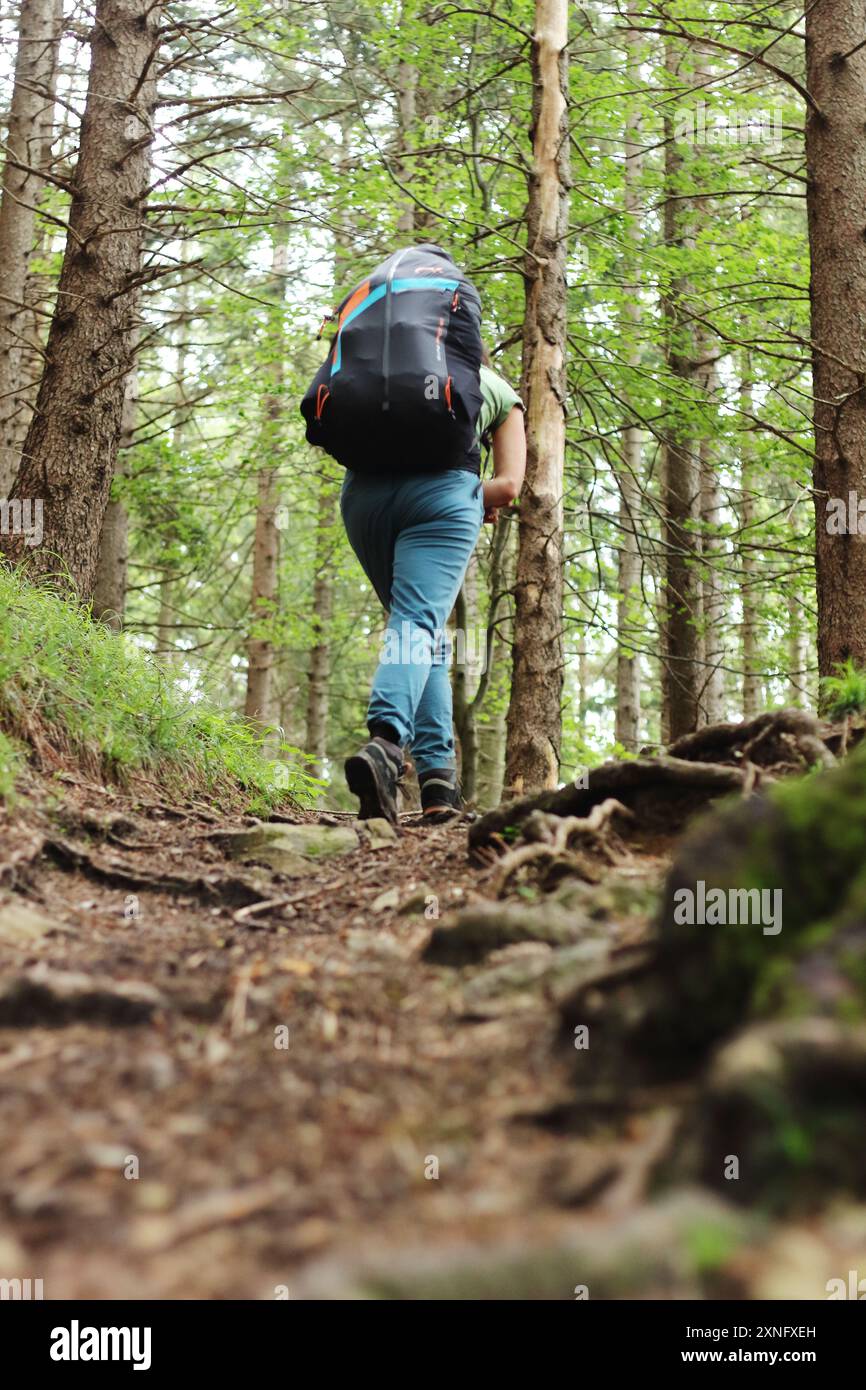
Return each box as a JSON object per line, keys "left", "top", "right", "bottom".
{"left": 477, "top": 365, "right": 523, "bottom": 442}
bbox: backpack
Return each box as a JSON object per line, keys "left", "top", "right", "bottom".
{"left": 300, "top": 244, "right": 483, "bottom": 473}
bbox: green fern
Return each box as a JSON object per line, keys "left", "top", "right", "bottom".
{"left": 821, "top": 659, "right": 866, "bottom": 722}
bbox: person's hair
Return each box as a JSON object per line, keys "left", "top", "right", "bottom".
{"left": 480, "top": 341, "right": 492, "bottom": 367}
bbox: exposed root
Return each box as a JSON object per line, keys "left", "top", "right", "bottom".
{"left": 666, "top": 707, "right": 836, "bottom": 771}
{"left": 44, "top": 835, "right": 268, "bottom": 906}
{"left": 472, "top": 710, "right": 847, "bottom": 852}
{"left": 471, "top": 755, "right": 745, "bottom": 849}
{"left": 491, "top": 800, "right": 633, "bottom": 896}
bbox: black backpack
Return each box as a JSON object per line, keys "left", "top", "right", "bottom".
{"left": 300, "top": 244, "right": 483, "bottom": 473}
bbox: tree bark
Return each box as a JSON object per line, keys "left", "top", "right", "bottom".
{"left": 787, "top": 588, "right": 809, "bottom": 710}
{"left": 304, "top": 468, "right": 337, "bottom": 774}
{"left": 805, "top": 2, "right": 866, "bottom": 679}
{"left": 91, "top": 358, "right": 136, "bottom": 629}
{"left": 244, "top": 234, "right": 287, "bottom": 726}
{"left": 615, "top": 31, "right": 643, "bottom": 750}
{"left": 4, "top": 0, "right": 160, "bottom": 599}
{"left": 0, "top": 0, "right": 63, "bottom": 496}
{"left": 453, "top": 551, "right": 486, "bottom": 800}
{"left": 660, "top": 42, "right": 701, "bottom": 740}
{"left": 737, "top": 356, "right": 762, "bottom": 718}
{"left": 699, "top": 356, "right": 726, "bottom": 725}
{"left": 505, "top": 0, "right": 569, "bottom": 795}
{"left": 154, "top": 250, "right": 193, "bottom": 661}
{"left": 395, "top": 46, "right": 418, "bottom": 236}
{"left": 476, "top": 517, "right": 516, "bottom": 809}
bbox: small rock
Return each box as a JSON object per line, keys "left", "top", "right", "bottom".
{"left": 220, "top": 823, "right": 359, "bottom": 876}
{"left": 358, "top": 818, "right": 399, "bottom": 849}
{"left": 0, "top": 901, "right": 66, "bottom": 947}
{"left": 397, "top": 885, "right": 437, "bottom": 915}
{"left": 371, "top": 887, "right": 401, "bottom": 913}
{"left": 135, "top": 1182, "right": 174, "bottom": 1212}
{"left": 83, "top": 1143, "right": 130, "bottom": 1170}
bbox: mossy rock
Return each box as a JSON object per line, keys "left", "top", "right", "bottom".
{"left": 221, "top": 822, "right": 359, "bottom": 876}
{"left": 553, "top": 870, "right": 661, "bottom": 924}
{"left": 460, "top": 938, "right": 614, "bottom": 1017}
{"left": 423, "top": 901, "right": 601, "bottom": 966}
{"left": 296, "top": 1190, "right": 751, "bottom": 1300}
{"left": 646, "top": 742, "right": 866, "bottom": 1060}
{"left": 660, "top": 1019, "right": 866, "bottom": 1214}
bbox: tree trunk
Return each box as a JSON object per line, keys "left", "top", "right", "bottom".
{"left": 244, "top": 234, "right": 287, "bottom": 726}
{"left": 155, "top": 578, "right": 176, "bottom": 662}
{"left": 615, "top": 32, "right": 643, "bottom": 751}
{"left": 452, "top": 583, "right": 475, "bottom": 794}
{"left": 452, "top": 552, "right": 485, "bottom": 800}
{"left": 304, "top": 468, "right": 337, "bottom": 774}
{"left": 505, "top": 0, "right": 569, "bottom": 795}
{"left": 4, "top": 0, "right": 160, "bottom": 599}
{"left": 788, "top": 588, "right": 809, "bottom": 710}
{"left": 300, "top": 118, "right": 353, "bottom": 761}
{"left": 0, "top": 0, "right": 63, "bottom": 496}
{"left": 476, "top": 518, "right": 516, "bottom": 809}
{"left": 395, "top": 46, "right": 418, "bottom": 236}
{"left": 805, "top": 2, "right": 866, "bottom": 679}
{"left": 154, "top": 251, "right": 193, "bottom": 661}
{"left": 92, "top": 358, "right": 136, "bottom": 629}
{"left": 699, "top": 357, "right": 726, "bottom": 725}
{"left": 737, "top": 356, "right": 762, "bottom": 718}
{"left": 660, "top": 43, "right": 701, "bottom": 740}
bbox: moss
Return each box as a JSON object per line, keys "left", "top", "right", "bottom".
{"left": 644, "top": 745, "right": 866, "bottom": 1063}
{"left": 0, "top": 567, "right": 320, "bottom": 810}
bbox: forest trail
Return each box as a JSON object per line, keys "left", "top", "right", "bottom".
{"left": 0, "top": 777, "right": 674, "bottom": 1300}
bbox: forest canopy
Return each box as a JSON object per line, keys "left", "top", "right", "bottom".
{"left": 1, "top": 0, "right": 846, "bottom": 806}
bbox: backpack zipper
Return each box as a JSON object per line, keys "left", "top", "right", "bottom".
{"left": 382, "top": 248, "right": 409, "bottom": 412}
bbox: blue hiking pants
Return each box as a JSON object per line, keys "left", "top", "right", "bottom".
{"left": 340, "top": 468, "right": 484, "bottom": 776}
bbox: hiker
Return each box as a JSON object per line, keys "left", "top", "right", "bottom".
{"left": 301, "top": 243, "right": 525, "bottom": 825}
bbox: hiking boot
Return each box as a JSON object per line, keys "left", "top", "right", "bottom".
{"left": 419, "top": 768, "right": 463, "bottom": 824}
{"left": 344, "top": 735, "right": 404, "bottom": 825}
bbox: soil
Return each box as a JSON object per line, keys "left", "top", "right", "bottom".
{"left": 0, "top": 771, "right": 674, "bottom": 1299}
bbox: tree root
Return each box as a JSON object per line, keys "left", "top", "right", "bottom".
{"left": 490, "top": 799, "right": 633, "bottom": 896}
{"left": 471, "top": 709, "right": 844, "bottom": 852}
{"left": 664, "top": 707, "right": 836, "bottom": 771}
{"left": 471, "top": 755, "right": 746, "bottom": 850}
{"left": 44, "top": 835, "right": 269, "bottom": 906}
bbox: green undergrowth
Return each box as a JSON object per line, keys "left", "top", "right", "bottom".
{"left": 0, "top": 567, "right": 320, "bottom": 812}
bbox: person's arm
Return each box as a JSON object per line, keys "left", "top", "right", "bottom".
{"left": 482, "top": 406, "right": 526, "bottom": 520}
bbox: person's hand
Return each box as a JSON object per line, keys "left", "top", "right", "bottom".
{"left": 483, "top": 506, "right": 499, "bottom": 525}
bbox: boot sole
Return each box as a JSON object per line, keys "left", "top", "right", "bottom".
{"left": 344, "top": 753, "right": 399, "bottom": 825}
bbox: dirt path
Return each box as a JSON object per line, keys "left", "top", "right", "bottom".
{"left": 0, "top": 776, "right": 680, "bottom": 1299}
